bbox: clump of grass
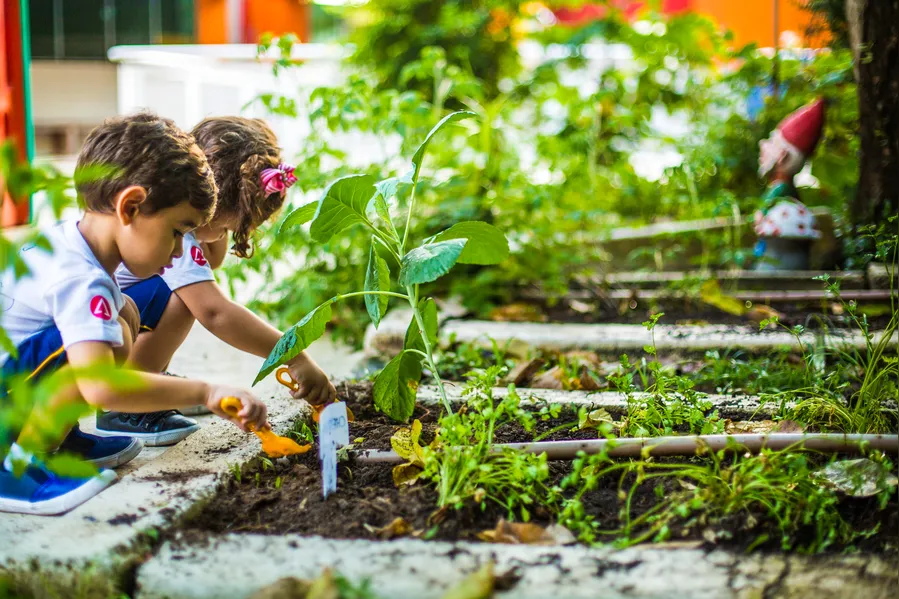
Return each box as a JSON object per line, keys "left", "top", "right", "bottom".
{"left": 560, "top": 444, "right": 896, "bottom": 553}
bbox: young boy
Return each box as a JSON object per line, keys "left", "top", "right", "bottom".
{"left": 0, "top": 113, "right": 268, "bottom": 515}
{"left": 97, "top": 116, "right": 335, "bottom": 445}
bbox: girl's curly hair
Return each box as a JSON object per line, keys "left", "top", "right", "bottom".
{"left": 191, "top": 117, "right": 285, "bottom": 258}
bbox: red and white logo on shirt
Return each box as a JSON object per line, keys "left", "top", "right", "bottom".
{"left": 190, "top": 246, "right": 208, "bottom": 266}
{"left": 90, "top": 295, "right": 113, "bottom": 321}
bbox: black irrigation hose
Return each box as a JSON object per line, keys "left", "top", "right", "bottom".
{"left": 354, "top": 433, "right": 899, "bottom": 463}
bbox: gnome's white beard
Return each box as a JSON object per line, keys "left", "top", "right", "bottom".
{"left": 758, "top": 132, "right": 804, "bottom": 178}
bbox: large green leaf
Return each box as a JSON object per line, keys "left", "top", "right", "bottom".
{"left": 278, "top": 201, "right": 318, "bottom": 235}
{"left": 398, "top": 239, "right": 467, "bottom": 286}
{"left": 404, "top": 298, "right": 438, "bottom": 353}
{"left": 374, "top": 171, "right": 412, "bottom": 201}
{"left": 309, "top": 174, "right": 377, "bottom": 242}
{"left": 410, "top": 111, "right": 476, "bottom": 184}
{"left": 431, "top": 221, "right": 509, "bottom": 265}
{"left": 364, "top": 242, "right": 391, "bottom": 328}
{"left": 254, "top": 302, "right": 333, "bottom": 385}
{"left": 373, "top": 351, "right": 422, "bottom": 422}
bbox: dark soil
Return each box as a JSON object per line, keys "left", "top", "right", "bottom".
{"left": 509, "top": 299, "right": 896, "bottom": 330}
{"left": 178, "top": 450, "right": 898, "bottom": 556}
{"left": 174, "top": 384, "right": 898, "bottom": 555}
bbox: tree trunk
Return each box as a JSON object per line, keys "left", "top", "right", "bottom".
{"left": 846, "top": 0, "right": 899, "bottom": 228}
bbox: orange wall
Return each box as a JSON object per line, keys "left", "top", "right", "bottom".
{"left": 197, "top": 0, "right": 229, "bottom": 44}
{"left": 691, "top": 0, "right": 825, "bottom": 48}
{"left": 197, "top": 0, "right": 310, "bottom": 45}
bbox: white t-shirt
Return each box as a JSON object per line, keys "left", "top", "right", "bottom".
{"left": 0, "top": 220, "right": 125, "bottom": 365}
{"left": 115, "top": 232, "right": 215, "bottom": 291}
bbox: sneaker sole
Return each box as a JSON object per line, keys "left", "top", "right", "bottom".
{"left": 0, "top": 470, "right": 117, "bottom": 516}
{"left": 93, "top": 424, "right": 202, "bottom": 447}
{"left": 179, "top": 404, "right": 212, "bottom": 416}
{"left": 85, "top": 438, "right": 145, "bottom": 469}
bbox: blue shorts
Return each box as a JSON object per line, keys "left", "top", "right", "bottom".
{"left": 1, "top": 326, "right": 68, "bottom": 388}
{"left": 122, "top": 275, "right": 173, "bottom": 331}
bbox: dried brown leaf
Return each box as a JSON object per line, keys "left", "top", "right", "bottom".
{"left": 364, "top": 517, "right": 414, "bottom": 540}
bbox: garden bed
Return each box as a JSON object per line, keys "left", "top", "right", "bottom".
{"left": 178, "top": 383, "right": 899, "bottom": 556}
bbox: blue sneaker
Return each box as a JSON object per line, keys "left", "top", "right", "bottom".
{"left": 0, "top": 462, "right": 117, "bottom": 515}
{"left": 57, "top": 424, "right": 144, "bottom": 469}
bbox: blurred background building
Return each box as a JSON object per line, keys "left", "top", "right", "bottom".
{"left": 4, "top": 0, "right": 824, "bottom": 226}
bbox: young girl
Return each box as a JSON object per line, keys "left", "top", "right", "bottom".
{"left": 98, "top": 117, "right": 335, "bottom": 446}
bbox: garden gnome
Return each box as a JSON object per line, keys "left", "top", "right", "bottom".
{"left": 753, "top": 98, "right": 825, "bottom": 271}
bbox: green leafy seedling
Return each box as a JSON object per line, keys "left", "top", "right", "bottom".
{"left": 255, "top": 111, "right": 509, "bottom": 421}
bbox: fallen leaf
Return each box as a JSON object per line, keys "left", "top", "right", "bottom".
{"left": 773, "top": 420, "right": 804, "bottom": 433}
{"left": 390, "top": 420, "right": 427, "bottom": 486}
{"left": 441, "top": 562, "right": 495, "bottom": 599}
{"left": 724, "top": 420, "right": 780, "bottom": 434}
{"left": 391, "top": 420, "right": 425, "bottom": 466}
{"left": 489, "top": 303, "right": 546, "bottom": 322}
{"left": 699, "top": 280, "right": 746, "bottom": 317}
{"left": 503, "top": 357, "right": 545, "bottom": 387}
{"left": 569, "top": 299, "right": 595, "bottom": 314}
{"left": 249, "top": 577, "right": 312, "bottom": 599}
{"left": 578, "top": 366, "right": 604, "bottom": 391}
{"left": 747, "top": 305, "right": 784, "bottom": 324}
{"left": 814, "top": 459, "right": 899, "bottom": 498}
{"left": 364, "top": 517, "right": 414, "bottom": 540}
{"left": 306, "top": 569, "right": 340, "bottom": 599}
{"left": 579, "top": 408, "right": 613, "bottom": 430}
{"left": 530, "top": 366, "right": 564, "bottom": 390}
{"left": 477, "top": 519, "right": 575, "bottom": 546}
{"left": 392, "top": 462, "right": 424, "bottom": 486}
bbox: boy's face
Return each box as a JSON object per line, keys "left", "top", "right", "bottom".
{"left": 117, "top": 192, "right": 207, "bottom": 278}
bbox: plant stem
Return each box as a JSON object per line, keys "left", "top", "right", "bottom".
{"left": 407, "top": 284, "right": 452, "bottom": 415}
{"left": 400, "top": 182, "right": 418, "bottom": 254}
{"left": 335, "top": 290, "right": 410, "bottom": 302}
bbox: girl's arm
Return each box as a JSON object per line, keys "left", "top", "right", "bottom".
{"left": 200, "top": 237, "right": 229, "bottom": 270}
{"left": 174, "top": 280, "right": 336, "bottom": 405}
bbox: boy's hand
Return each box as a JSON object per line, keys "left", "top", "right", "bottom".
{"left": 285, "top": 353, "right": 336, "bottom": 407}
{"left": 206, "top": 385, "right": 269, "bottom": 432}
{"left": 120, "top": 295, "right": 141, "bottom": 341}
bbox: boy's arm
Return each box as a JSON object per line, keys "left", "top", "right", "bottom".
{"left": 66, "top": 341, "right": 267, "bottom": 431}
{"left": 175, "top": 280, "right": 336, "bottom": 405}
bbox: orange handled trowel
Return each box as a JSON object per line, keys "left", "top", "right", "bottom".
{"left": 220, "top": 396, "right": 311, "bottom": 458}
{"left": 276, "top": 367, "right": 355, "bottom": 424}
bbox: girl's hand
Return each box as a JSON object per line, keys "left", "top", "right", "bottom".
{"left": 206, "top": 385, "right": 269, "bottom": 432}
{"left": 285, "top": 353, "right": 337, "bottom": 407}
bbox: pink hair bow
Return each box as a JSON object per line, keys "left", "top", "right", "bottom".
{"left": 260, "top": 163, "right": 297, "bottom": 197}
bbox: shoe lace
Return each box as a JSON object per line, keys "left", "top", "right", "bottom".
{"left": 142, "top": 410, "right": 180, "bottom": 429}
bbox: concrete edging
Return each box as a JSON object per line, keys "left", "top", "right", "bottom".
{"left": 364, "top": 309, "right": 897, "bottom": 358}
{"left": 0, "top": 395, "right": 305, "bottom": 597}
{"left": 136, "top": 533, "right": 898, "bottom": 599}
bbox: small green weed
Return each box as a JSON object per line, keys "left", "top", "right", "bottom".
{"left": 421, "top": 367, "right": 560, "bottom": 520}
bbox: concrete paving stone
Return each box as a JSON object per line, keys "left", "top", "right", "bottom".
{"left": 364, "top": 309, "right": 898, "bottom": 358}
{"left": 136, "top": 534, "right": 898, "bottom": 599}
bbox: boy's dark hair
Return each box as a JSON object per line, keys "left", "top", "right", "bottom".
{"left": 75, "top": 112, "right": 217, "bottom": 221}
{"left": 191, "top": 116, "right": 285, "bottom": 258}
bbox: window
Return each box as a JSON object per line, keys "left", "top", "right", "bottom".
{"left": 29, "top": 0, "right": 196, "bottom": 60}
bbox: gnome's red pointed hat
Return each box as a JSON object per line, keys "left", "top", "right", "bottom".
{"left": 776, "top": 98, "right": 826, "bottom": 157}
